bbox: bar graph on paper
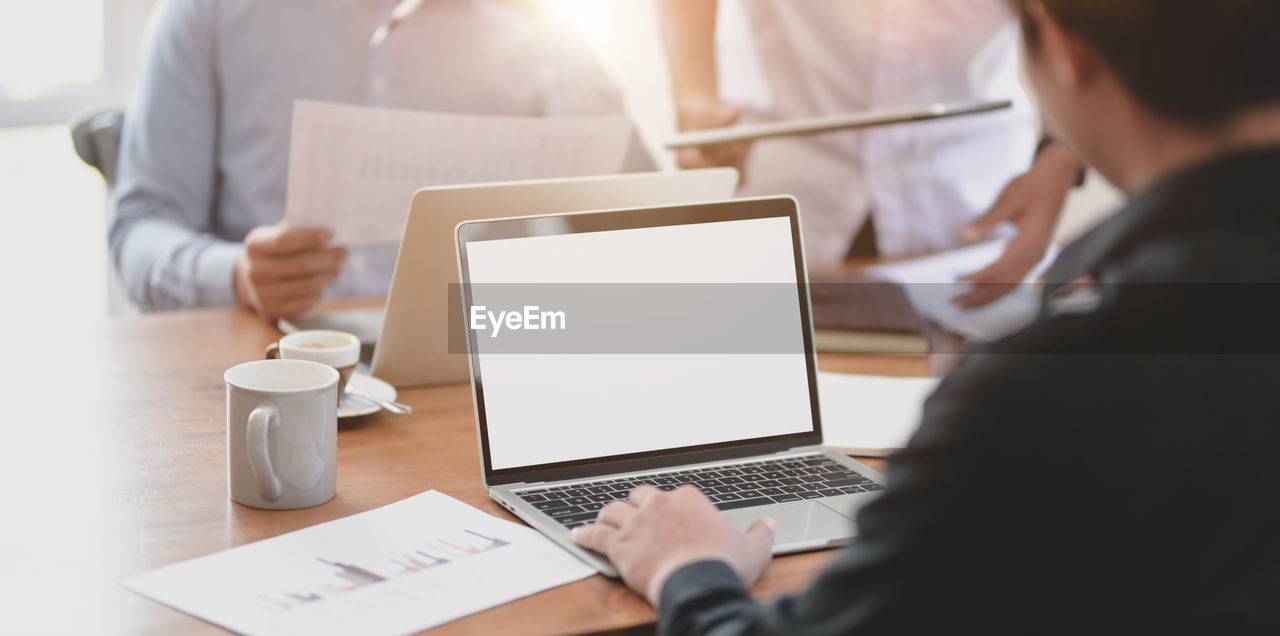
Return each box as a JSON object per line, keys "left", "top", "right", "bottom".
{"left": 252, "top": 529, "right": 512, "bottom": 613}
{"left": 122, "top": 491, "right": 593, "bottom": 636}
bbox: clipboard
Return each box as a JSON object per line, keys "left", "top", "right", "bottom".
{"left": 665, "top": 99, "right": 1013, "bottom": 149}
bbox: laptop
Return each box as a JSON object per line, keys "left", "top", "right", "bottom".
{"left": 353, "top": 169, "right": 739, "bottom": 387}
{"left": 454, "top": 197, "right": 887, "bottom": 576}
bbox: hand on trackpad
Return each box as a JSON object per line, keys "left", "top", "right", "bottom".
{"left": 723, "top": 502, "right": 854, "bottom": 550}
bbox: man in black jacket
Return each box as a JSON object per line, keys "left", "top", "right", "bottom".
{"left": 572, "top": 1, "right": 1280, "bottom": 633}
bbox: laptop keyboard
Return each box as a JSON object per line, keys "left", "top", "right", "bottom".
{"left": 513, "top": 454, "right": 883, "bottom": 530}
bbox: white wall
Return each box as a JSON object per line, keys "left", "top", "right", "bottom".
{"left": 0, "top": 126, "right": 109, "bottom": 322}
{"left": 0, "top": 0, "right": 153, "bottom": 321}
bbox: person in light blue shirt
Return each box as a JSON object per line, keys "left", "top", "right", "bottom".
{"left": 111, "top": 0, "right": 621, "bottom": 318}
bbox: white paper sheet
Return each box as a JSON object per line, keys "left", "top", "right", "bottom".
{"left": 819, "top": 372, "right": 941, "bottom": 456}
{"left": 122, "top": 491, "right": 594, "bottom": 636}
{"left": 862, "top": 240, "right": 1062, "bottom": 342}
{"left": 285, "top": 100, "right": 632, "bottom": 245}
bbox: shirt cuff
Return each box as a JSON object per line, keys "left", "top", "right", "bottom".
{"left": 194, "top": 238, "right": 243, "bottom": 308}
{"left": 1035, "top": 135, "right": 1087, "bottom": 187}
{"left": 658, "top": 560, "right": 751, "bottom": 635}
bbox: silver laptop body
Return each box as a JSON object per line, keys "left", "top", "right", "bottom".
{"left": 455, "top": 197, "right": 887, "bottom": 577}
{"left": 276, "top": 169, "right": 741, "bottom": 385}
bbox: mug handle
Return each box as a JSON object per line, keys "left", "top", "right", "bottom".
{"left": 265, "top": 342, "right": 281, "bottom": 359}
{"left": 247, "top": 406, "right": 283, "bottom": 501}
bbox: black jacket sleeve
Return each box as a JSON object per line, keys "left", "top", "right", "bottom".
{"left": 657, "top": 340, "right": 1119, "bottom": 636}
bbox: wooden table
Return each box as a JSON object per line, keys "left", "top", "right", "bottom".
{"left": 5, "top": 305, "right": 942, "bottom": 635}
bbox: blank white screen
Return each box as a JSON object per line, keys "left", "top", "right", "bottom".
{"left": 466, "top": 216, "right": 815, "bottom": 470}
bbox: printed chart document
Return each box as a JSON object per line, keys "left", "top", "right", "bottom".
{"left": 122, "top": 491, "right": 594, "bottom": 636}
{"left": 285, "top": 100, "right": 632, "bottom": 245}
{"left": 818, "top": 372, "right": 941, "bottom": 456}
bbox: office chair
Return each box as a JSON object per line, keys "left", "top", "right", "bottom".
{"left": 70, "top": 109, "right": 137, "bottom": 314}
{"left": 70, "top": 109, "right": 125, "bottom": 188}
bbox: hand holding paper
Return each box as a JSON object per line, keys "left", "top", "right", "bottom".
{"left": 233, "top": 223, "right": 347, "bottom": 320}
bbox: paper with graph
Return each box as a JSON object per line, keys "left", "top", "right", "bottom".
{"left": 285, "top": 100, "right": 631, "bottom": 245}
{"left": 122, "top": 491, "right": 594, "bottom": 636}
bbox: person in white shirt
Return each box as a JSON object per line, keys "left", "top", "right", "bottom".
{"left": 658, "top": 0, "right": 1083, "bottom": 307}
{"left": 111, "top": 0, "right": 621, "bottom": 319}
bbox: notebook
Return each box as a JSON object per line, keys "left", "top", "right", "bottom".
{"left": 809, "top": 270, "right": 931, "bottom": 354}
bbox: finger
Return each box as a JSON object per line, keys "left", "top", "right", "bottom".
{"left": 274, "top": 268, "right": 339, "bottom": 306}
{"left": 676, "top": 148, "right": 719, "bottom": 170}
{"left": 255, "top": 270, "right": 338, "bottom": 304}
{"left": 318, "top": 262, "right": 343, "bottom": 286}
{"left": 732, "top": 518, "right": 778, "bottom": 585}
{"left": 571, "top": 522, "right": 619, "bottom": 553}
{"left": 958, "top": 182, "right": 1023, "bottom": 244}
{"left": 958, "top": 252, "right": 1032, "bottom": 285}
{"left": 263, "top": 294, "right": 324, "bottom": 321}
{"left": 702, "top": 141, "right": 752, "bottom": 167}
{"left": 627, "top": 485, "right": 663, "bottom": 507}
{"left": 959, "top": 217, "right": 1053, "bottom": 282}
{"left": 720, "top": 103, "right": 744, "bottom": 126}
{"left": 596, "top": 500, "right": 638, "bottom": 528}
{"left": 252, "top": 247, "right": 348, "bottom": 281}
{"left": 678, "top": 142, "right": 750, "bottom": 170}
{"left": 1052, "top": 274, "right": 1096, "bottom": 295}
{"left": 247, "top": 226, "right": 334, "bottom": 256}
{"left": 745, "top": 518, "right": 777, "bottom": 554}
{"left": 951, "top": 281, "right": 1020, "bottom": 309}
{"left": 674, "top": 484, "right": 709, "bottom": 501}
{"left": 954, "top": 242, "right": 1037, "bottom": 308}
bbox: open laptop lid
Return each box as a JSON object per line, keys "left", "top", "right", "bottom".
{"left": 371, "top": 168, "right": 740, "bottom": 387}
{"left": 456, "top": 197, "right": 822, "bottom": 486}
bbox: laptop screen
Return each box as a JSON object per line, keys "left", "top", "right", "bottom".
{"left": 459, "top": 199, "right": 821, "bottom": 480}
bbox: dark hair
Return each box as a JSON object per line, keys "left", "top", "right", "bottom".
{"left": 1014, "top": 0, "right": 1280, "bottom": 126}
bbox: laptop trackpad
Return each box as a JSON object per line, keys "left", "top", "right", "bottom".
{"left": 723, "top": 502, "right": 853, "bottom": 550}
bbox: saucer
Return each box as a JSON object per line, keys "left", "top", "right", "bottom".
{"left": 339, "top": 373, "right": 398, "bottom": 418}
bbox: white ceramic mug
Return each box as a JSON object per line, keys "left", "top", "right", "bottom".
{"left": 225, "top": 359, "right": 339, "bottom": 510}
{"left": 266, "top": 330, "right": 361, "bottom": 399}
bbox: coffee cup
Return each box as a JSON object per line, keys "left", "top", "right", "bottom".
{"left": 266, "top": 330, "right": 360, "bottom": 399}
{"left": 225, "top": 358, "right": 338, "bottom": 510}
